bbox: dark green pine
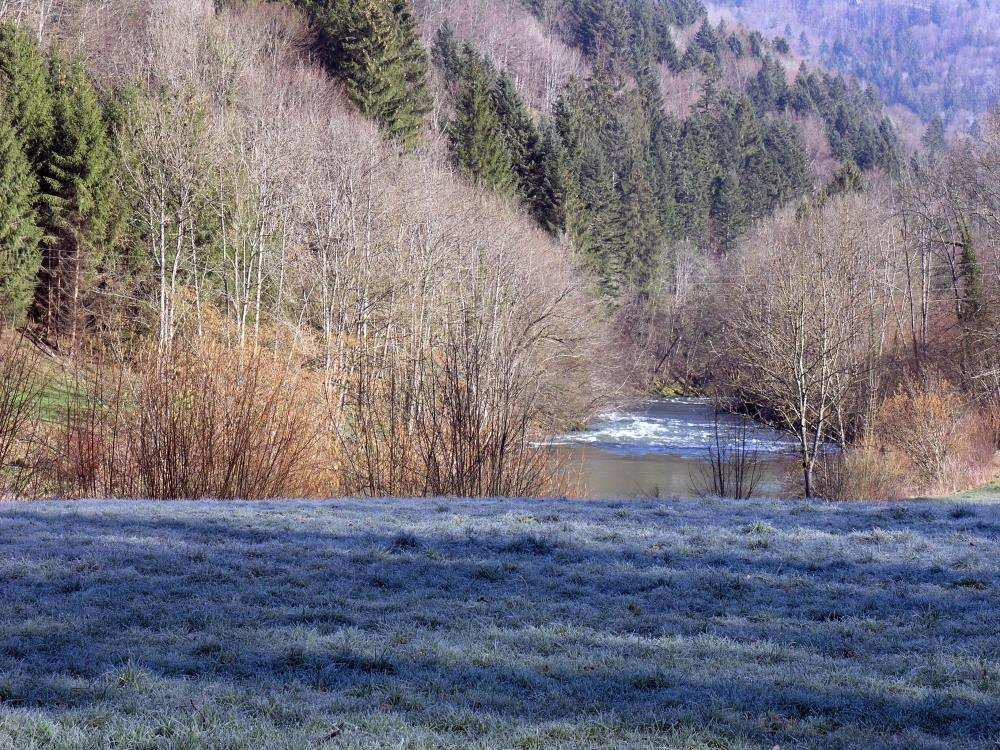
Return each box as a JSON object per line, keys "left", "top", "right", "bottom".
{"left": 0, "top": 22, "right": 54, "bottom": 164}
{"left": 36, "top": 57, "right": 118, "bottom": 335}
{"left": 447, "top": 51, "right": 516, "bottom": 195}
{"left": 0, "top": 113, "right": 42, "bottom": 323}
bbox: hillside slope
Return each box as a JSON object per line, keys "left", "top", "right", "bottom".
{"left": 1, "top": 497, "right": 998, "bottom": 748}
{"left": 709, "top": 0, "right": 1000, "bottom": 127}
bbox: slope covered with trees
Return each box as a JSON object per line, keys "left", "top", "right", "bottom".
{"left": 402, "top": 0, "right": 898, "bottom": 301}
{"left": 710, "top": 0, "right": 1000, "bottom": 126}
{"left": 4, "top": 0, "right": 984, "bottom": 503}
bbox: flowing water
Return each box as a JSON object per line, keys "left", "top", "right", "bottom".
{"left": 550, "top": 398, "right": 799, "bottom": 498}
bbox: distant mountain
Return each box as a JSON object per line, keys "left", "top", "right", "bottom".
{"left": 708, "top": 0, "right": 1000, "bottom": 126}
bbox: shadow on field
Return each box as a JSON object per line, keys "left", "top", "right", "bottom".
{"left": 1, "top": 501, "right": 998, "bottom": 746}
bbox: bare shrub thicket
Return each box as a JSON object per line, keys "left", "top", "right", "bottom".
{"left": 55, "top": 336, "right": 324, "bottom": 499}
{"left": 614, "top": 242, "right": 722, "bottom": 389}
{"left": 812, "top": 442, "right": 907, "bottom": 501}
{"left": 692, "top": 406, "right": 766, "bottom": 500}
{"left": 0, "top": 332, "right": 44, "bottom": 498}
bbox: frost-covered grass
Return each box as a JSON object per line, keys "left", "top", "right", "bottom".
{"left": 1, "top": 497, "right": 998, "bottom": 749}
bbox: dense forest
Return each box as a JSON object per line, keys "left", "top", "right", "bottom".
{"left": 710, "top": 0, "right": 1000, "bottom": 126}
{"left": 0, "top": 0, "right": 997, "bottom": 501}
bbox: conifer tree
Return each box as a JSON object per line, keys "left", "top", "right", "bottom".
{"left": 491, "top": 71, "right": 559, "bottom": 224}
{"left": 533, "top": 122, "right": 567, "bottom": 233}
{"left": 728, "top": 33, "right": 744, "bottom": 58}
{"left": 693, "top": 19, "right": 720, "bottom": 59}
{"left": 570, "top": 0, "right": 630, "bottom": 60}
{"left": 711, "top": 167, "right": 744, "bottom": 251}
{"left": 638, "top": 66, "right": 680, "bottom": 240}
{"left": 922, "top": 114, "right": 946, "bottom": 154}
{"left": 825, "top": 160, "right": 865, "bottom": 197}
{"left": 0, "top": 113, "right": 42, "bottom": 322}
{"left": 431, "top": 21, "right": 462, "bottom": 83}
{"left": 310, "top": 0, "right": 430, "bottom": 150}
{"left": 392, "top": 0, "right": 431, "bottom": 132}
{"left": 0, "top": 22, "right": 54, "bottom": 164}
{"left": 762, "top": 118, "right": 810, "bottom": 202}
{"left": 957, "top": 222, "right": 984, "bottom": 327}
{"left": 447, "top": 50, "right": 516, "bottom": 194}
{"left": 36, "top": 57, "right": 118, "bottom": 340}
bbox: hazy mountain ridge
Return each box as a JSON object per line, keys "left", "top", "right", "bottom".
{"left": 708, "top": 0, "right": 1000, "bottom": 127}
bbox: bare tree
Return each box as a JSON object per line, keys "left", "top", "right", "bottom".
{"left": 721, "top": 196, "right": 898, "bottom": 496}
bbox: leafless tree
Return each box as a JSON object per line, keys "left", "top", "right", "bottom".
{"left": 721, "top": 196, "right": 898, "bottom": 496}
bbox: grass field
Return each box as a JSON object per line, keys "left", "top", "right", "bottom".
{"left": 1, "top": 497, "right": 998, "bottom": 749}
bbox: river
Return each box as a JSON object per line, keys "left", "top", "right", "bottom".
{"left": 549, "top": 397, "right": 799, "bottom": 499}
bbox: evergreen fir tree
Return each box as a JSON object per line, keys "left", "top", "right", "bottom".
{"left": 431, "top": 21, "right": 462, "bottom": 82}
{"left": 533, "top": 121, "right": 566, "bottom": 233}
{"left": 748, "top": 56, "right": 789, "bottom": 113}
{"left": 492, "top": 71, "right": 559, "bottom": 226}
{"left": 727, "top": 33, "right": 744, "bottom": 58}
{"left": 922, "top": 114, "right": 946, "bottom": 154}
{"left": 825, "top": 160, "right": 865, "bottom": 197}
{"left": 392, "top": 0, "right": 431, "bottom": 136}
{"left": 957, "top": 221, "right": 984, "bottom": 327}
{"left": 35, "top": 57, "right": 118, "bottom": 339}
{"left": 311, "top": 0, "right": 430, "bottom": 150}
{"left": 674, "top": 115, "right": 714, "bottom": 241}
{"left": 693, "top": 19, "right": 720, "bottom": 59}
{"left": 0, "top": 113, "right": 42, "bottom": 322}
{"left": 711, "top": 168, "right": 744, "bottom": 251}
{"left": 447, "top": 50, "right": 516, "bottom": 194}
{"left": 0, "top": 22, "right": 54, "bottom": 164}
{"left": 638, "top": 66, "right": 680, "bottom": 240}
{"left": 570, "top": 0, "right": 630, "bottom": 61}
{"left": 762, "top": 119, "right": 810, "bottom": 202}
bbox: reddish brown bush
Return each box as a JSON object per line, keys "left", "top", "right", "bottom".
{"left": 55, "top": 338, "right": 325, "bottom": 499}
{"left": 875, "top": 377, "right": 992, "bottom": 494}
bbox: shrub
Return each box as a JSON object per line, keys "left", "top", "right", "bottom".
{"left": 875, "top": 377, "right": 992, "bottom": 494}
{"left": 0, "top": 331, "right": 43, "bottom": 498}
{"left": 813, "top": 441, "right": 907, "bottom": 501}
{"left": 813, "top": 377, "right": 996, "bottom": 499}
{"left": 692, "top": 407, "right": 766, "bottom": 500}
{"left": 336, "top": 312, "right": 573, "bottom": 499}
{"left": 55, "top": 337, "right": 325, "bottom": 499}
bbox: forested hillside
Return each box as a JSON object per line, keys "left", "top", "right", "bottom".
{"left": 403, "top": 0, "right": 899, "bottom": 295}
{"left": 710, "top": 0, "right": 1000, "bottom": 126}
{"left": 2, "top": 0, "right": 995, "bottom": 502}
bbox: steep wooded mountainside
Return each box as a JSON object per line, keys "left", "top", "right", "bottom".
{"left": 709, "top": 0, "right": 1000, "bottom": 127}
{"left": 297, "top": 0, "right": 899, "bottom": 299}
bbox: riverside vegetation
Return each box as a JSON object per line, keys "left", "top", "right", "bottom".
{"left": 0, "top": 0, "right": 997, "bottom": 500}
